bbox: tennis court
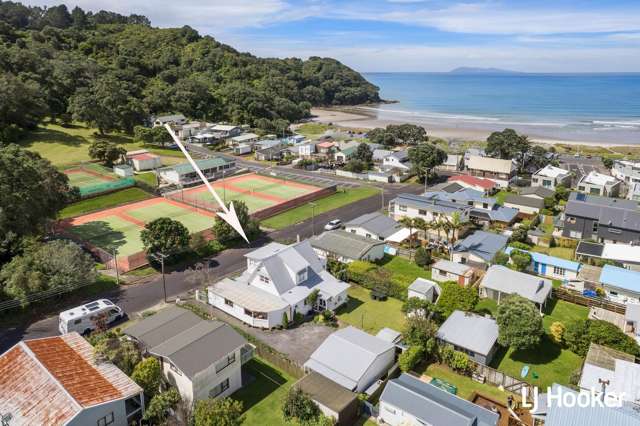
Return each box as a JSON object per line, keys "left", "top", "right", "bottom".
{"left": 169, "top": 172, "right": 323, "bottom": 214}
{"left": 63, "top": 164, "right": 134, "bottom": 197}
{"left": 65, "top": 197, "right": 215, "bottom": 256}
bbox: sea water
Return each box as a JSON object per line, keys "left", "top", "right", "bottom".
{"left": 362, "top": 72, "right": 640, "bottom": 144}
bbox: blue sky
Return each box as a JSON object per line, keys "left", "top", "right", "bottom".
{"left": 25, "top": 0, "right": 640, "bottom": 72}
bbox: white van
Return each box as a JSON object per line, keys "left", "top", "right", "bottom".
{"left": 58, "top": 299, "right": 125, "bottom": 335}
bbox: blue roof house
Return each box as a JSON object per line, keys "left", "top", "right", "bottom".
{"left": 504, "top": 247, "right": 582, "bottom": 281}
{"left": 379, "top": 373, "right": 499, "bottom": 426}
{"left": 452, "top": 231, "right": 509, "bottom": 267}
{"left": 599, "top": 265, "right": 640, "bottom": 304}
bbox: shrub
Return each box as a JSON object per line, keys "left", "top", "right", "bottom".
{"left": 509, "top": 249, "right": 532, "bottom": 272}
{"left": 510, "top": 227, "right": 529, "bottom": 244}
{"left": 281, "top": 312, "right": 289, "bottom": 329}
{"left": 496, "top": 295, "right": 544, "bottom": 350}
{"left": 347, "top": 261, "right": 405, "bottom": 300}
{"left": 510, "top": 241, "right": 532, "bottom": 251}
{"left": 414, "top": 247, "right": 431, "bottom": 268}
{"left": 492, "top": 251, "right": 509, "bottom": 266}
{"left": 565, "top": 319, "right": 640, "bottom": 357}
{"left": 131, "top": 357, "right": 162, "bottom": 400}
{"left": 440, "top": 345, "right": 473, "bottom": 375}
{"left": 282, "top": 388, "right": 321, "bottom": 424}
{"left": 399, "top": 345, "right": 424, "bottom": 372}
{"left": 436, "top": 282, "right": 479, "bottom": 318}
{"left": 549, "top": 321, "right": 566, "bottom": 344}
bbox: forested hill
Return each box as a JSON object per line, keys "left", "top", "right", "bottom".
{"left": 0, "top": 1, "right": 380, "bottom": 141}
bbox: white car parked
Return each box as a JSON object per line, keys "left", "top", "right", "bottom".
{"left": 324, "top": 219, "right": 342, "bottom": 231}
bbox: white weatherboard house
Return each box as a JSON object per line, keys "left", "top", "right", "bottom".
{"left": 310, "top": 230, "right": 386, "bottom": 263}
{"left": 436, "top": 310, "right": 499, "bottom": 365}
{"left": 503, "top": 247, "right": 582, "bottom": 281}
{"left": 479, "top": 265, "right": 553, "bottom": 312}
{"left": 304, "top": 326, "right": 395, "bottom": 393}
{"left": 532, "top": 164, "right": 572, "bottom": 190}
{"left": 0, "top": 333, "right": 144, "bottom": 425}
{"left": 124, "top": 306, "right": 252, "bottom": 403}
{"left": 344, "top": 212, "right": 403, "bottom": 241}
{"left": 208, "top": 241, "right": 350, "bottom": 328}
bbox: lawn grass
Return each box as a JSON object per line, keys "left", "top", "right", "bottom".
{"left": 530, "top": 245, "right": 576, "bottom": 261}
{"left": 261, "top": 186, "right": 380, "bottom": 229}
{"left": 133, "top": 172, "right": 158, "bottom": 188}
{"left": 232, "top": 358, "right": 295, "bottom": 426}
{"left": 494, "top": 189, "right": 514, "bottom": 205}
{"left": 20, "top": 123, "right": 189, "bottom": 168}
{"left": 335, "top": 286, "right": 406, "bottom": 334}
{"left": 59, "top": 188, "right": 153, "bottom": 219}
{"left": 295, "top": 123, "right": 334, "bottom": 139}
{"left": 419, "top": 364, "right": 514, "bottom": 404}
{"left": 474, "top": 298, "right": 498, "bottom": 316}
{"left": 377, "top": 255, "right": 432, "bottom": 288}
{"left": 490, "top": 298, "right": 588, "bottom": 389}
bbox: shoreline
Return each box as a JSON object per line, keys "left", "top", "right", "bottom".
{"left": 310, "top": 107, "right": 640, "bottom": 148}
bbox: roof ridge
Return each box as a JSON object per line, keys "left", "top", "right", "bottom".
{"left": 151, "top": 319, "right": 225, "bottom": 356}
{"left": 20, "top": 339, "right": 84, "bottom": 411}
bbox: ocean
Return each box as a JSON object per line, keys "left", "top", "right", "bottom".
{"left": 362, "top": 72, "right": 640, "bottom": 144}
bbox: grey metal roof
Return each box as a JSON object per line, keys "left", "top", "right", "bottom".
{"left": 432, "top": 259, "right": 473, "bottom": 276}
{"left": 423, "top": 188, "right": 495, "bottom": 206}
{"left": 310, "top": 230, "right": 385, "bottom": 260}
{"left": 436, "top": 310, "right": 498, "bottom": 357}
{"left": 390, "top": 150, "right": 409, "bottom": 161}
{"left": 566, "top": 193, "right": 640, "bottom": 231}
{"left": 160, "top": 157, "right": 232, "bottom": 175}
{"left": 480, "top": 265, "right": 552, "bottom": 304}
{"left": 344, "top": 212, "right": 401, "bottom": 238}
{"left": 304, "top": 326, "right": 394, "bottom": 391}
{"left": 408, "top": 278, "right": 440, "bottom": 296}
{"left": 520, "top": 186, "right": 555, "bottom": 199}
{"left": 393, "top": 193, "right": 471, "bottom": 215}
{"left": 545, "top": 384, "right": 640, "bottom": 426}
{"left": 470, "top": 205, "right": 519, "bottom": 223}
{"left": 429, "top": 181, "right": 465, "bottom": 193}
{"left": 504, "top": 194, "right": 545, "bottom": 209}
{"left": 150, "top": 320, "right": 247, "bottom": 379}
{"left": 380, "top": 374, "right": 499, "bottom": 426}
{"left": 125, "top": 306, "right": 247, "bottom": 379}
{"left": 124, "top": 305, "right": 202, "bottom": 348}
{"left": 294, "top": 372, "right": 358, "bottom": 413}
{"left": 453, "top": 231, "right": 508, "bottom": 262}
{"left": 155, "top": 114, "right": 185, "bottom": 122}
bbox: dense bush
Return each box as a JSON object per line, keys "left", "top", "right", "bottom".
{"left": 436, "top": 281, "right": 479, "bottom": 318}
{"left": 440, "top": 345, "right": 473, "bottom": 375}
{"left": 496, "top": 295, "right": 544, "bottom": 350}
{"left": 564, "top": 319, "right": 640, "bottom": 357}
{"left": 347, "top": 260, "right": 406, "bottom": 300}
{"left": 399, "top": 345, "right": 424, "bottom": 372}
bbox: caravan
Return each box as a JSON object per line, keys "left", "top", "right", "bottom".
{"left": 58, "top": 299, "right": 125, "bottom": 335}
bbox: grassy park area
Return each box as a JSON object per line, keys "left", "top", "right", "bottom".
{"left": 59, "top": 188, "right": 153, "bottom": 219}
{"left": 336, "top": 286, "right": 406, "bottom": 334}
{"left": 232, "top": 358, "right": 295, "bottom": 426}
{"left": 260, "top": 186, "right": 379, "bottom": 229}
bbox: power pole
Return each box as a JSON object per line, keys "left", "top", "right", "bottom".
{"left": 310, "top": 202, "right": 317, "bottom": 236}
{"left": 112, "top": 249, "right": 119, "bottom": 285}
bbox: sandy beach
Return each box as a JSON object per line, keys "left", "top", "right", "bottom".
{"left": 310, "top": 107, "right": 639, "bottom": 148}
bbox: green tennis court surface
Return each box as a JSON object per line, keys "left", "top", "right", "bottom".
{"left": 69, "top": 215, "right": 144, "bottom": 256}
{"left": 184, "top": 187, "right": 276, "bottom": 213}
{"left": 230, "top": 176, "right": 314, "bottom": 199}
{"left": 126, "top": 202, "right": 214, "bottom": 234}
{"left": 65, "top": 170, "right": 111, "bottom": 188}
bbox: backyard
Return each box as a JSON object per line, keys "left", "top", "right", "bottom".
{"left": 377, "top": 255, "right": 432, "bottom": 288}
{"left": 260, "top": 186, "right": 379, "bottom": 229}
{"left": 490, "top": 298, "right": 589, "bottom": 389}
{"left": 530, "top": 245, "right": 576, "bottom": 261}
{"left": 232, "top": 358, "right": 295, "bottom": 426}
{"left": 335, "top": 286, "right": 406, "bottom": 334}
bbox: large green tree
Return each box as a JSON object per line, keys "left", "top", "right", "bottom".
{"left": 194, "top": 398, "right": 244, "bottom": 426}
{"left": 131, "top": 357, "right": 162, "bottom": 400}
{"left": 436, "top": 281, "right": 479, "bottom": 318}
{"left": 496, "top": 295, "right": 544, "bottom": 350}
{"left": 90, "top": 330, "right": 142, "bottom": 376}
{"left": 565, "top": 319, "right": 640, "bottom": 357}
{"left": 212, "top": 200, "right": 260, "bottom": 243}
{"left": 408, "top": 143, "right": 448, "bottom": 182}
{"left": 486, "top": 128, "right": 531, "bottom": 160}
{"left": 143, "top": 388, "right": 181, "bottom": 425}
{"left": 140, "top": 217, "right": 191, "bottom": 258}
{"left": 0, "top": 73, "right": 47, "bottom": 143}
{"left": 88, "top": 140, "right": 126, "bottom": 167}
{"left": 282, "top": 388, "right": 321, "bottom": 424}
{"left": 0, "top": 240, "right": 96, "bottom": 304}
{"left": 0, "top": 145, "right": 75, "bottom": 262}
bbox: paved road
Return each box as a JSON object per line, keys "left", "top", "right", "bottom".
{"left": 0, "top": 182, "right": 422, "bottom": 352}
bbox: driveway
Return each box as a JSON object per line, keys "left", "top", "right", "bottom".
{"left": 195, "top": 300, "right": 334, "bottom": 365}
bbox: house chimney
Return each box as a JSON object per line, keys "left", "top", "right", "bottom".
{"left": 296, "top": 234, "right": 300, "bottom": 243}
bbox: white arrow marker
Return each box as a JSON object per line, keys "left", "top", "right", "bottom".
{"left": 164, "top": 124, "right": 249, "bottom": 243}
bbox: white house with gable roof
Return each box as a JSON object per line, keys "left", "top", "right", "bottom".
{"left": 208, "top": 241, "right": 349, "bottom": 328}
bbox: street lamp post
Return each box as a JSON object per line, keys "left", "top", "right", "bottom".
{"left": 309, "top": 202, "right": 317, "bottom": 236}
{"left": 151, "top": 252, "right": 169, "bottom": 303}
{"left": 380, "top": 186, "right": 385, "bottom": 212}
{"left": 112, "top": 248, "right": 119, "bottom": 285}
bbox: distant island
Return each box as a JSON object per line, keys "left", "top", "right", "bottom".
{"left": 449, "top": 67, "right": 524, "bottom": 75}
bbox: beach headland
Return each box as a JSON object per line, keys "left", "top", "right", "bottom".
{"left": 310, "top": 107, "right": 640, "bottom": 156}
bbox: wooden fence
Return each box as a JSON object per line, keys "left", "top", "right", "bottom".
{"left": 553, "top": 287, "right": 626, "bottom": 315}
{"left": 470, "top": 361, "right": 534, "bottom": 401}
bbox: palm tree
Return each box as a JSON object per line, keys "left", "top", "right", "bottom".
{"left": 398, "top": 217, "right": 416, "bottom": 260}
{"left": 412, "top": 217, "right": 427, "bottom": 244}
{"left": 446, "top": 212, "right": 464, "bottom": 246}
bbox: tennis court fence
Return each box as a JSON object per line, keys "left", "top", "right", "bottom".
{"left": 64, "top": 162, "right": 136, "bottom": 198}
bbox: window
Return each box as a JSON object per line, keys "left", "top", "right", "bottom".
{"left": 209, "top": 378, "right": 230, "bottom": 398}
{"left": 578, "top": 186, "right": 585, "bottom": 191}
{"left": 418, "top": 209, "right": 427, "bottom": 216}
{"left": 216, "top": 353, "right": 236, "bottom": 373}
{"left": 482, "top": 203, "right": 489, "bottom": 209}
{"left": 74, "top": 319, "right": 82, "bottom": 325}
{"left": 259, "top": 274, "right": 270, "bottom": 283}
{"left": 590, "top": 187, "right": 601, "bottom": 195}
{"left": 224, "top": 298, "right": 234, "bottom": 307}
{"left": 543, "top": 179, "right": 552, "bottom": 187}
{"left": 297, "top": 268, "right": 308, "bottom": 284}
{"left": 592, "top": 222, "right": 599, "bottom": 232}
{"left": 609, "top": 228, "right": 622, "bottom": 234}
{"left": 439, "top": 269, "right": 447, "bottom": 276}
{"left": 468, "top": 201, "right": 473, "bottom": 206}
{"left": 569, "top": 230, "right": 582, "bottom": 239}
{"left": 399, "top": 205, "right": 407, "bottom": 212}
{"left": 97, "top": 412, "right": 114, "bottom": 426}
{"left": 610, "top": 290, "right": 618, "bottom": 296}
{"left": 553, "top": 266, "right": 565, "bottom": 276}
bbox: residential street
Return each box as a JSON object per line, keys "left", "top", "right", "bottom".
{"left": 0, "top": 181, "right": 422, "bottom": 352}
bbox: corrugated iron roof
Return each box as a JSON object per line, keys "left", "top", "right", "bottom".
{"left": 0, "top": 333, "right": 141, "bottom": 424}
